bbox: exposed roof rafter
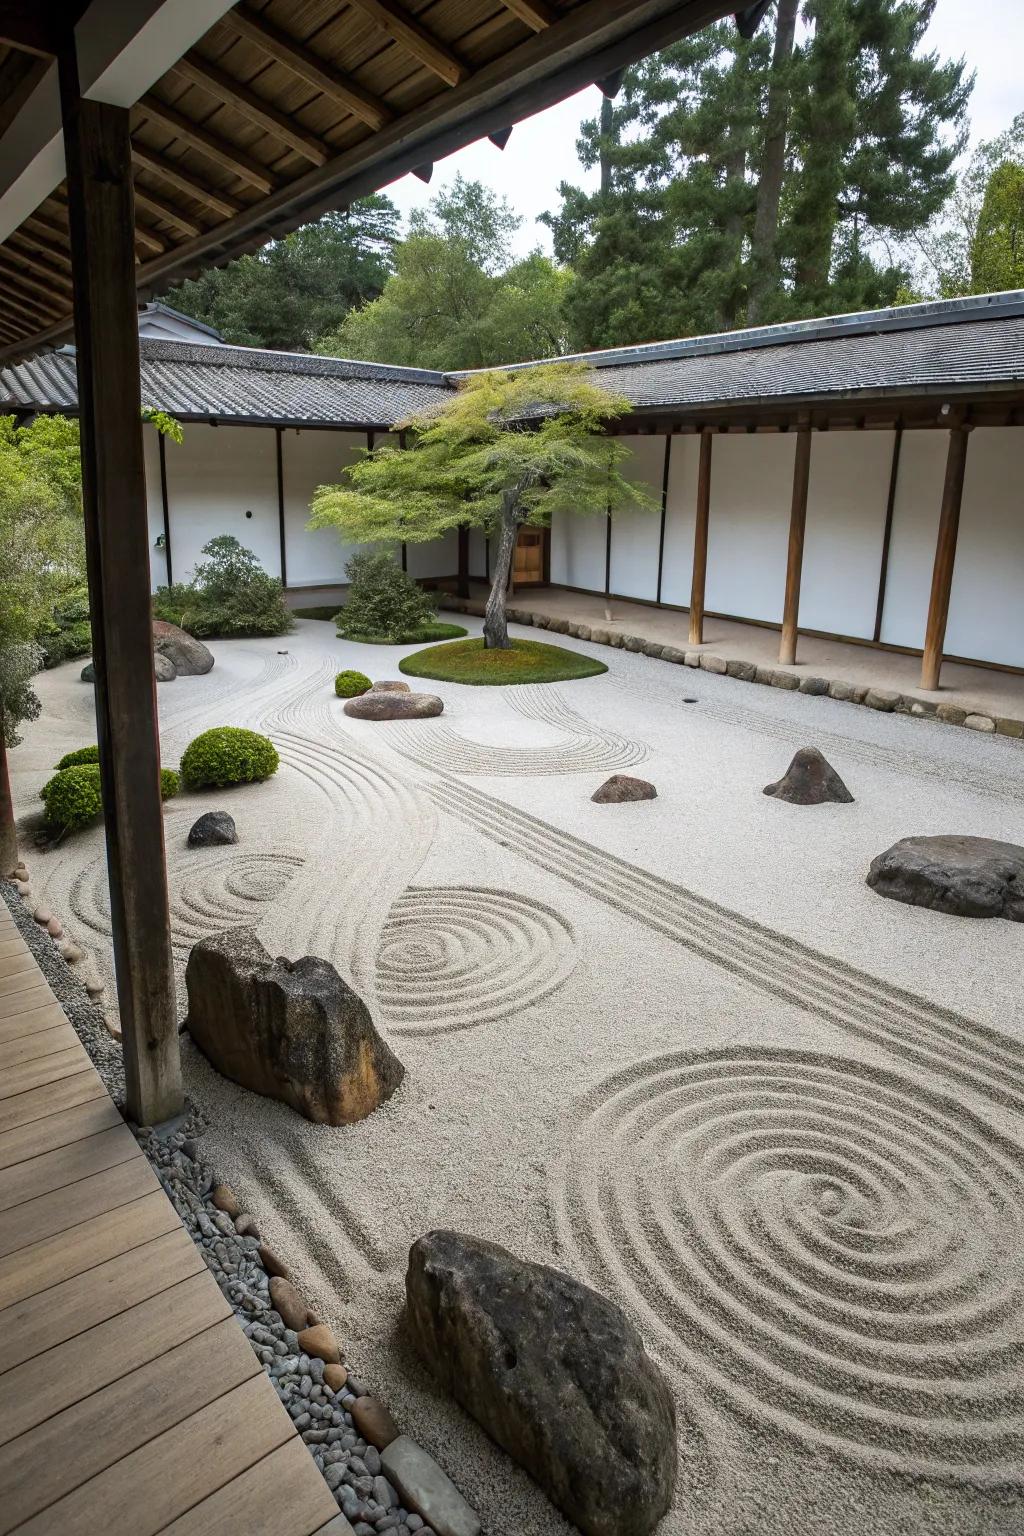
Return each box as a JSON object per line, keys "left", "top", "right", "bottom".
{"left": 130, "top": 143, "right": 243, "bottom": 220}
{"left": 345, "top": 0, "right": 469, "bottom": 88}
{"left": 172, "top": 51, "right": 331, "bottom": 166}
{"left": 139, "top": 92, "right": 277, "bottom": 195}
{"left": 226, "top": 6, "right": 393, "bottom": 132}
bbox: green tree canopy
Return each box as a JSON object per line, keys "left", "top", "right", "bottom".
{"left": 310, "top": 364, "right": 649, "bottom": 647}
{"left": 163, "top": 198, "right": 399, "bottom": 350}
{"left": 911, "top": 113, "right": 1024, "bottom": 297}
{"left": 971, "top": 160, "right": 1024, "bottom": 292}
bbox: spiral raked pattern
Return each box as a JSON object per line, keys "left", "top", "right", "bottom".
{"left": 375, "top": 885, "right": 576, "bottom": 1035}
{"left": 553, "top": 1048, "right": 1024, "bottom": 1481}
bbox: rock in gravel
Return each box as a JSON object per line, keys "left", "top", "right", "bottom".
{"left": 187, "top": 811, "right": 238, "bottom": 847}
{"left": 270, "top": 1275, "right": 317, "bottom": 1330}
{"left": 258, "top": 1244, "right": 289, "bottom": 1279}
{"left": 211, "top": 1183, "right": 241, "bottom": 1219}
{"left": 152, "top": 618, "right": 214, "bottom": 676}
{"left": 866, "top": 835, "right": 1024, "bottom": 921}
{"left": 343, "top": 691, "right": 443, "bottom": 721}
{"left": 184, "top": 928, "right": 404, "bottom": 1125}
{"left": 762, "top": 747, "right": 853, "bottom": 806}
{"left": 33, "top": 906, "right": 52, "bottom": 926}
{"left": 323, "top": 1363, "right": 348, "bottom": 1393}
{"left": 405, "top": 1230, "right": 677, "bottom": 1536}
{"left": 46, "top": 917, "right": 63, "bottom": 938}
{"left": 381, "top": 1437, "right": 480, "bottom": 1536}
{"left": 370, "top": 680, "right": 411, "bottom": 693}
{"left": 59, "top": 941, "right": 82, "bottom": 964}
{"left": 351, "top": 1397, "right": 400, "bottom": 1451}
{"left": 154, "top": 652, "right": 177, "bottom": 681}
{"left": 234, "top": 1213, "right": 260, "bottom": 1239}
{"left": 591, "top": 774, "right": 658, "bottom": 805}
{"left": 298, "top": 1322, "right": 342, "bottom": 1364}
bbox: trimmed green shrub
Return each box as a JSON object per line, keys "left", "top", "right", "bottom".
{"left": 161, "top": 768, "right": 180, "bottom": 800}
{"left": 40, "top": 764, "right": 103, "bottom": 832}
{"left": 336, "top": 551, "right": 436, "bottom": 643}
{"left": 56, "top": 744, "right": 100, "bottom": 770}
{"left": 180, "top": 726, "right": 279, "bottom": 790}
{"left": 334, "top": 670, "right": 372, "bottom": 698}
{"left": 153, "top": 536, "right": 293, "bottom": 639}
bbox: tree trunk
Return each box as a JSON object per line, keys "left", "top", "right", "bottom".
{"left": 483, "top": 498, "right": 518, "bottom": 650}
{"left": 599, "top": 94, "right": 613, "bottom": 200}
{"left": 748, "top": 0, "right": 798, "bottom": 325}
{"left": 0, "top": 719, "right": 19, "bottom": 879}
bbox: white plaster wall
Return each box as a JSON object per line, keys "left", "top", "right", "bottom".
{"left": 705, "top": 433, "right": 796, "bottom": 623}
{"left": 406, "top": 529, "right": 458, "bottom": 579}
{"left": 550, "top": 507, "right": 607, "bottom": 591}
{"left": 609, "top": 435, "right": 665, "bottom": 599}
{"left": 468, "top": 526, "right": 487, "bottom": 578}
{"left": 142, "top": 424, "right": 170, "bottom": 591}
{"left": 659, "top": 435, "right": 699, "bottom": 607}
{"left": 281, "top": 428, "right": 368, "bottom": 587}
{"left": 945, "top": 426, "right": 1024, "bottom": 667}
{"left": 800, "top": 430, "right": 894, "bottom": 639}
{"left": 879, "top": 429, "right": 948, "bottom": 649}
{"left": 165, "top": 424, "right": 280, "bottom": 584}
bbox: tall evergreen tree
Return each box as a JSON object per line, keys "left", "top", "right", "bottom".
{"left": 545, "top": 0, "right": 971, "bottom": 346}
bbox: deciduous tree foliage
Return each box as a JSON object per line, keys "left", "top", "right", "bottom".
{"left": 910, "top": 114, "right": 1024, "bottom": 298}
{"left": 310, "top": 365, "right": 650, "bottom": 649}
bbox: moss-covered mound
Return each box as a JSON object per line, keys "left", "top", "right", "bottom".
{"left": 399, "top": 637, "right": 607, "bottom": 686}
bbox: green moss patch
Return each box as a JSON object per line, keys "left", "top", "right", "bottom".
{"left": 342, "top": 621, "right": 468, "bottom": 645}
{"left": 399, "top": 637, "right": 607, "bottom": 686}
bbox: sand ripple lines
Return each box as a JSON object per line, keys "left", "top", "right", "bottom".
{"left": 387, "top": 685, "right": 646, "bottom": 776}
{"left": 555, "top": 1047, "right": 1024, "bottom": 1481}
{"left": 169, "top": 851, "right": 303, "bottom": 953}
{"left": 376, "top": 886, "right": 576, "bottom": 1034}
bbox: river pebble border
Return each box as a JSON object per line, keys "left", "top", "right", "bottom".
{"left": 0, "top": 877, "right": 471, "bottom": 1536}
{"left": 442, "top": 597, "right": 1024, "bottom": 738}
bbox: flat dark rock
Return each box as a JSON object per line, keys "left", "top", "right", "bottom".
{"left": 592, "top": 774, "right": 658, "bottom": 804}
{"left": 187, "top": 811, "right": 238, "bottom": 848}
{"left": 344, "top": 691, "right": 442, "bottom": 720}
{"left": 405, "top": 1230, "right": 676, "bottom": 1536}
{"left": 184, "top": 928, "right": 404, "bottom": 1123}
{"left": 867, "top": 835, "right": 1024, "bottom": 920}
{"left": 763, "top": 746, "right": 853, "bottom": 804}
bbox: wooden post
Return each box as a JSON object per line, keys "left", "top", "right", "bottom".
{"left": 920, "top": 423, "right": 971, "bottom": 690}
{"left": 59, "top": 55, "right": 182, "bottom": 1125}
{"left": 689, "top": 429, "right": 713, "bottom": 644}
{"left": 275, "top": 427, "right": 288, "bottom": 587}
{"left": 457, "top": 525, "right": 470, "bottom": 597}
{"left": 779, "top": 421, "right": 812, "bottom": 665}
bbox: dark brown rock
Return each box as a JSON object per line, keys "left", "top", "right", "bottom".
{"left": 211, "top": 1183, "right": 240, "bottom": 1219}
{"left": 591, "top": 774, "right": 658, "bottom": 805}
{"left": 234, "top": 1213, "right": 261, "bottom": 1240}
{"left": 298, "top": 1322, "right": 342, "bottom": 1364}
{"left": 152, "top": 618, "right": 214, "bottom": 675}
{"left": 344, "top": 692, "right": 443, "bottom": 721}
{"left": 405, "top": 1230, "right": 676, "bottom": 1536}
{"left": 866, "top": 835, "right": 1024, "bottom": 921}
{"left": 258, "top": 1244, "right": 289, "bottom": 1279}
{"left": 323, "top": 1363, "right": 349, "bottom": 1394}
{"left": 351, "top": 1396, "right": 401, "bottom": 1451}
{"left": 763, "top": 747, "right": 854, "bottom": 805}
{"left": 183, "top": 928, "right": 404, "bottom": 1125}
{"left": 270, "top": 1275, "right": 317, "bottom": 1330}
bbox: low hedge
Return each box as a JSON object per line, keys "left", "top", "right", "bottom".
{"left": 56, "top": 745, "right": 100, "bottom": 770}
{"left": 161, "top": 768, "right": 181, "bottom": 800}
{"left": 41, "top": 760, "right": 181, "bottom": 832}
{"left": 180, "top": 726, "right": 279, "bottom": 790}
{"left": 334, "top": 670, "right": 372, "bottom": 698}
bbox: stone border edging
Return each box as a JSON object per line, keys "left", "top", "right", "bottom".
{"left": 439, "top": 598, "right": 1023, "bottom": 739}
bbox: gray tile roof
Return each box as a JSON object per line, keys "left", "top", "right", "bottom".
{"left": 2, "top": 295, "right": 1021, "bottom": 426}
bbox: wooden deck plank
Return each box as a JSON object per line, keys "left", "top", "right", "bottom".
{"left": 0, "top": 1022, "right": 80, "bottom": 1069}
{"left": 2, "top": 1328, "right": 269, "bottom": 1536}
{"left": 0, "top": 1190, "right": 181, "bottom": 1311}
{"left": 156, "top": 1437, "right": 340, "bottom": 1536}
{"left": 0, "top": 938, "right": 28, "bottom": 960}
{"left": 0, "top": 1270, "right": 230, "bottom": 1448}
{"left": 0, "top": 1045, "right": 93, "bottom": 1099}
{"left": 0, "top": 1227, "right": 202, "bottom": 1375}
{"left": 13, "top": 1373, "right": 298, "bottom": 1536}
{"left": 0, "top": 953, "right": 36, "bottom": 982}
{"left": 0, "top": 967, "right": 48, "bottom": 999}
{"left": 0, "top": 1122, "right": 142, "bottom": 1213}
{"left": 0, "top": 1154, "right": 157, "bottom": 1259}
{"left": 0, "top": 1002, "right": 69, "bottom": 1043}
{"left": 0, "top": 1094, "right": 122, "bottom": 1172}
{"left": 0, "top": 1068, "right": 107, "bottom": 1137}
{"left": 0, "top": 983, "right": 52, "bottom": 1019}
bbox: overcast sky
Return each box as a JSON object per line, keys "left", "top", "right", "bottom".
{"left": 383, "top": 0, "right": 1024, "bottom": 258}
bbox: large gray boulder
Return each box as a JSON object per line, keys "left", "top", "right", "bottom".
{"left": 83, "top": 650, "right": 176, "bottom": 683}
{"left": 763, "top": 746, "right": 853, "bottom": 805}
{"left": 153, "top": 618, "right": 214, "bottom": 676}
{"left": 405, "top": 1230, "right": 677, "bottom": 1536}
{"left": 184, "top": 929, "right": 404, "bottom": 1123}
{"left": 867, "top": 835, "right": 1024, "bottom": 920}
{"left": 344, "top": 691, "right": 443, "bottom": 720}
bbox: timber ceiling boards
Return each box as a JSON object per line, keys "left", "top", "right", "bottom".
{"left": 0, "top": 0, "right": 738, "bottom": 358}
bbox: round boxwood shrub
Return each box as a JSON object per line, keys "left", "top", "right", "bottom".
{"left": 179, "top": 727, "right": 279, "bottom": 790}
{"left": 56, "top": 744, "right": 100, "bottom": 770}
{"left": 161, "top": 767, "right": 180, "bottom": 801}
{"left": 334, "top": 670, "right": 372, "bottom": 698}
{"left": 40, "top": 764, "right": 103, "bottom": 832}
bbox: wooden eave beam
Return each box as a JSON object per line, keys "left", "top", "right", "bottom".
{"left": 500, "top": 0, "right": 557, "bottom": 29}
{"left": 133, "top": 220, "right": 167, "bottom": 256}
{"left": 7, "top": 225, "right": 72, "bottom": 269}
{"left": 131, "top": 183, "right": 203, "bottom": 239}
{"left": 130, "top": 143, "right": 242, "bottom": 219}
{"left": 0, "top": 244, "right": 73, "bottom": 294}
{"left": 0, "top": 274, "right": 65, "bottom": 321}
{"left": 345, "top": 0, "right": 469, "bottom": 88}
{"left": 0, "top": 256, "right": 69, "bottom": 309}
{"left": 227, "top": 7, "right": 393, "bottom": 132}
{"left": 173, "top": 52, "right": 330, "bottom": 166}
{"left": 139, "top": 93, "right": 277, "bottom": 195}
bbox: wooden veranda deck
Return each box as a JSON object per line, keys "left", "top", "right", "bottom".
{"left": 0, "top": 904, "right": 346, "bottom": 1536}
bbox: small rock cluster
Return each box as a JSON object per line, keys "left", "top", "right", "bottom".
{"left": 82, "top": 620, "right": 215, "bottom": 684}
{"left": 441, "top": 599, "right": 1022, "bottom": 737}
{"left": 7, "top": 861, "right": 108, "bottom": 1009}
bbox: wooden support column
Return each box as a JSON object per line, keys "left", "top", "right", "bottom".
{"left": 59, "top": 56, "right": 182, "bottom": 1125}
{"left": 275, "top": 428, "right": 288, "bottom": 587}
{"left": 779, "top": 420, "right": 812, "bottom": 665}
{"left": 921, "top": 422, "right": 971, "bottom": 690}
{"left": 457, "top": 525, "right": 470, "bottom": 597}
{"left": 688, "top": 429, "right": 713, "bottom": 644}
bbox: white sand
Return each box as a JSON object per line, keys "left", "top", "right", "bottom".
{"left": 13, "top": 619, "right": 1024, "bottom": 1536}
